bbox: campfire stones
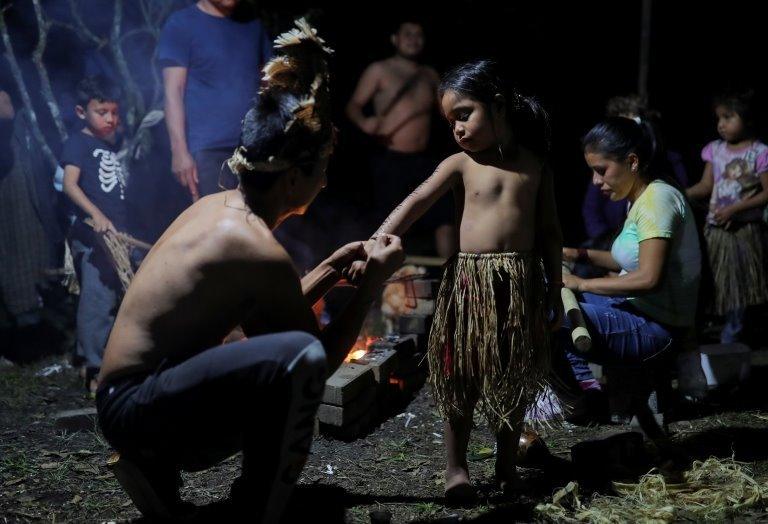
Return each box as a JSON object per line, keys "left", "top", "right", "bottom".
{"left": 322, "top": 363, "right": 375, "bottom": 407}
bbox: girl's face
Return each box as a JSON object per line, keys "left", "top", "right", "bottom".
{"left": 584, "top": 150, "right": 639, "bottom": 201}
{"left": 715, "top": 105, "right": 746, "bottom": 143}
{"left": 441, "top": 90, "right": 503, "bottom": 153}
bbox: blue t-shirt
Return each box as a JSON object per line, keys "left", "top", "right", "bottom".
{"left": 60, "top": 131, "right": 127, "bottom": 229}
{"left": 157, "top": 6, "right": 273, "bottom": 153}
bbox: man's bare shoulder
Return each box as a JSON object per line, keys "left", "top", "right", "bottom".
{"left": 214, "top": 213, "right": 290, "bottom": 266}
{"left": 423, "top": 66, "right": 440, "bottom": 84}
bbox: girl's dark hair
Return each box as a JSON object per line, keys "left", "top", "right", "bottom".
{"left": 714, "top": 89, "right": 756, "bottom": 133}
{"left": 237, "top": 89, "right": 332, "bottom": 191}
{"left": 439, "top": 59, "right": 551, "bottom": 157}
{"left": 582, "top": 116, "right": 671, "bottom": 183}
{"left": 76, "top": 75, "right": 121, "bottom": 107}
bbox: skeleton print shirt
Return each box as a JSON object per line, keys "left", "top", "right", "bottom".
{"left": 60, "top": 131, "right": 127, "bottom": 229}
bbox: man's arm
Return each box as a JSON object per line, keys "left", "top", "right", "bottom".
{"left": 62, "top": 165, "right": 115, "bottom": 233}
{"left": 163, "top": 66, "right": 198, "bottom": 201}
{"left": 345, "top": 63, "right": 383, "bottom": 135}
{"left": 301, "top": 241, "right": 366, "bottom": 305}
{"left": 243, "top": 236, "right": 404, "bottom": 375}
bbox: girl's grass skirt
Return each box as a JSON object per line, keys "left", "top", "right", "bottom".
{"left": 704, "top": 222, "right": 768, "bottom": 315}
{"left": 427, "top": 252, "right": 550, "bottom": 433}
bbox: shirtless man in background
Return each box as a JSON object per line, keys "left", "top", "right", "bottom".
{"left": 346, "top": 19, "right": 456, "bottom": 257}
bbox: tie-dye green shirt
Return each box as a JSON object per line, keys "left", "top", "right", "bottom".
{"left": 610, "top": 180, "right": 701, "bottom": 327}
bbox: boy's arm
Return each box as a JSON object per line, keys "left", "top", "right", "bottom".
{"left": 345, "top": 63, "right": 383, "bottom": 136}
{"left": 163, "top": 66, "right": 198, "bottom": 201}
{"left": 685, "top": 162, "right": 714, "bottom": 201}
{"left": 373, "top": 155, "right": 462, "bottom": 238}
{"left": 537, "top": 163, "right": 564, "bottom": 328}
{"left": 62, "top": 165, "right": 115, "bottom": 233}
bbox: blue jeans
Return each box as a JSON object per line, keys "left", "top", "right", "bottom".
{"left": 558, "top": 293, "right": 675, "bottom": 383}
{"left": 71, "top": 237, "right": 121, "bottom": 370}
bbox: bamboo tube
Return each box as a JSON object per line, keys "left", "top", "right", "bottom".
{"left": 562, "top": 262, "right": 591, "bottom": 353}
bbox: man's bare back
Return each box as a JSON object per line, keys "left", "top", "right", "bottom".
{"left": 99, "top": 190, "right": 308, "bottom": 383}
{"left": 347, "top": 57, "right": 439, "bottom": 153}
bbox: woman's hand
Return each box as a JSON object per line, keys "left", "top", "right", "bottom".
{"left": 563, "top": 273, "right": 584, "bottom": 292}
{"left": 562, "top": 247, "right": 579, "bottom": 263}
{"left": 546, "top": 287, "right": 564, "bottom": 331}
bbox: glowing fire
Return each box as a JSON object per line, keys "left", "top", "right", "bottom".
{"left": 344, "top": 336, "right": 378, "bottom": 362}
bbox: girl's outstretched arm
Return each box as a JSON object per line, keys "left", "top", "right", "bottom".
{"left": 372, "top": 153, "right": 463, "bottom": 238}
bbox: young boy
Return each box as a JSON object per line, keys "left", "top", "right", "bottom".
{"left": 61, "top": 76, "right": 126, "bottom": 393}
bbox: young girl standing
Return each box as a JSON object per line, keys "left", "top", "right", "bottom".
{"left": 687, "top": 91, "right": 768, "bottom": 343}
{"left": 358, "top": 60, "right": 563, "bottom": 498}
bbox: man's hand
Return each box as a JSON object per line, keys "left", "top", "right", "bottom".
{"left": 343, "top": 238, "right": 377, "bottom": 285}
{"left": 91, "top": 210, "right": 116, "bottom": 233}
{"left": 172, "top": 148, "right": 199, "bottom": 201}
{"left": 358, "top": 235, "right": 404, "bottom": 294}
{"left": 326, "top": 241, "right": 367, "bottom": 274}
{"left": 360, "top": 116, "right": 381, "bottom": 136}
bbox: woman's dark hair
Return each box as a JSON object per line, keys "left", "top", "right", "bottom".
{"left": 236, "top": 89, "right": 332, "bottom": 191}
{"left": 76, "top": 75, "right": 121, "bottom": 107}
{"left": 439, "top": 59, "right": 551, "bottom": 157}
{"left": 714, "top": 89, "right": 756, "bottom": 133}
{"left": 582, "top": 116, "right": 672, "bottom": 183}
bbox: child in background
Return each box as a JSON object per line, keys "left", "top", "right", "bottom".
{"left": 61, "top": 76, "right": 127, "bottom": 393}
{"left": 353, "top": 60, "right": 563, "bottom": 499}
{"left": 686, "top": 90, "right": 768, "bottom": 343}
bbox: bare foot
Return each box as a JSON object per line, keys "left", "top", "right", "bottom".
{"left": 444, "top": 465, "right": 476, "bottom": 501}
{"left": 494, "top": 462, "right": 524, "bottom": 496}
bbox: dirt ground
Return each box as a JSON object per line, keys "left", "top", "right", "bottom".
{"left": 3, "top": 356, "right": 768, "bottom": 523}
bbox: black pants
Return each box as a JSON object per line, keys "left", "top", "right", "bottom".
{"left": 193, "top": 147, "right": 239, "bottom": 197}
{"left": 97, "top": 331, "right": 326, "bottom": 521}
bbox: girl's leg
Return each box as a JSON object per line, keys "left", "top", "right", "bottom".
{"left": 444, "top": 405, "right": 477, "bottom": 498}
{"left": 495, "top": 406, "right": 525, "bottom": 493}
{"left": 720, "top": 307, "right": 745, "bottom": 343}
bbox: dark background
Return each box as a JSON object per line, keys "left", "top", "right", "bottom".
{"left": 2, "top": 0, "right": 766, "bottom": 250}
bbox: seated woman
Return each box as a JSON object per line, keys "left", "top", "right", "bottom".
{"left": 558, "top": 117, "right": 702, "bottom": 415}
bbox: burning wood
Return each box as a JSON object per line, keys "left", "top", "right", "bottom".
{"left": 344, "top": 336, "right": 379, "bottom": 362}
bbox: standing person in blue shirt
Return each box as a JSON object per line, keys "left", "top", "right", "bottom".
{"left": 61, "top": 76, "right": 127, "bottom": 394}
{"left": 158, "top": 0, "right": 273, "bottom": 202}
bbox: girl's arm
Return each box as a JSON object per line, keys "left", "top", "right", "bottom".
{"left": 685, "top": 162, "right": 714, "bottom": 200}
{"left": 564, "top": 237, "right": 669, "bottom": 296}
{"left": 372, "top": 154, "right": 463, "bottom": 238}
{"left": 563, "top": 247, "right": 622, "bottom": 272}
{"left": 537, "top": 164, "right": 564, "bottom": 328}
{"left": 62, "top": 165, "right": 115, "bottom": 233}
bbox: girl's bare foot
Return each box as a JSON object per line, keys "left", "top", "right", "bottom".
{"left": 494, "top": 461, "right": 524, "bottom": 496}
{"left": 444, "top": 465, "right": 476, "bottom": 501}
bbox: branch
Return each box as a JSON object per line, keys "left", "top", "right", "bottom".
{"left": 31, "top": 0, "right": 67, "bottom": 142}
{"left": 110, "top": 0, "right": 144, "bottom": 130}
{"left": 66, "top": 0, "right": 107, "bottom": 48}
{"left": 0, "top": 6, "right": 58, "bottom": 170}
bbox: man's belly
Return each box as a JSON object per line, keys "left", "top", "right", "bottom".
{"left": 380, "top": 113, "right": 431, "bottom": 153}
